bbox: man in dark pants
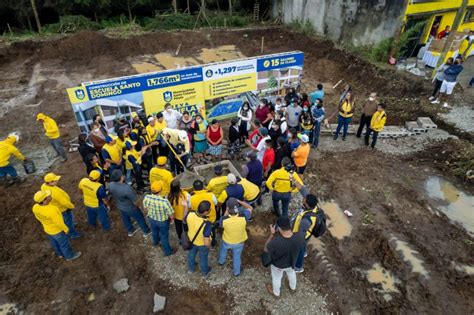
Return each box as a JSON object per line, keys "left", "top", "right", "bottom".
{"left": 108, "top": 170, "right": 151, "bottom": 237}
{"left": 356, "top": 92, "right": 378, "bottom": 138}
{"left": 365, "top": 103, "right": 387, "bottom": 149}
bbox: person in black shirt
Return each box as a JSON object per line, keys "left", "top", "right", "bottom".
{"left": 78, "top": 133, "right": 96, "bottom": 166}
{"left": 273, "top": 136, "right": 291, "bottom": 172}
{"left": 264, "top": 216, "right": 305, "bottom": 297}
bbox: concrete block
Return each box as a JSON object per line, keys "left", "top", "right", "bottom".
{"left": 405, "top": 121, "right": 426, "bottom": 133}
{"left": 113, "top": 278, "right": 129, "bottom": 294}
{"left": 417, "top": 117, "right": 437, "bottom": 129}
{"left": 153, "top": 293, "right": 166, "bottom": 312}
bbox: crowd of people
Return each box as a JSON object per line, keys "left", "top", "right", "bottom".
{"left": 0, "top": 83, "right": 391, "bottom": 298}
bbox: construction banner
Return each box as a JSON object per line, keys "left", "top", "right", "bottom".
{"left": 67, "top": 51, "right": 304, "bottom": 133}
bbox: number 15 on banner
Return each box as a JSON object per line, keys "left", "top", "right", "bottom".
{"left": 263, "top": 59, "right": 279, "bottom": 68}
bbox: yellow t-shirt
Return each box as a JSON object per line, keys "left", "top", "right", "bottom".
{"left": 40, "top": 184, "right": 74, "bottom": 212}
{"left": 222, "top": 214, "right": 248, "bottom": 244}
{"left": 206, "top": 176, "right": 228, "bottom": 197}
{"left": 149, "top": 167, "right": 173, "bottom": 197}
{"left": 32, "top": 203, "right": 69, "bottom": 235}
{"left": 339, "top": 100, "right": 354, "bottom": 118}
{"left": 266, "top": 168, "right": 303, "bottom": 193}
{"left": 42, "top": 117, "right": 60, "bottom": 139}
{"left": 190, "top": 190, "right": 217, "bottom": 223}
{"left": 239, "top": 178, "right": 259, "bottom": 201}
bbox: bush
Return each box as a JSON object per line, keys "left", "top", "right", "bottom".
{"left": 209, "top": 14, "right": 250, "bottom": 27}
{"left": 144, "top": 14, "right": 197, "bottom": 30}
{"left": 289, "top": 19, "right": 314, "bottom": 37}
{"left": 43, "top": 15, "right": 101, "bottom": 33}
{"left": 369, "top": 37, "right": 394, "bottom": 62}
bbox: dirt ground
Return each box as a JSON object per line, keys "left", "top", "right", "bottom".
{"left": 0, "top": 27, "right": 473, "bottom": 314}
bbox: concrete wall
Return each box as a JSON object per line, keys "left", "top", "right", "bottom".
{"left": 272, "top": 0, "right": 406, "bottom": 46}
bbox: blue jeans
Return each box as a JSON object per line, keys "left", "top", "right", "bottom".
{"left": 313, "top": 122, "right": 321, "bottom": 147}
{"left": 62, "top": 210, "right": 81, "bottom": 238}
{"left": 120, "top": 208, "right": 150, "bottom": 234}
{"left": 295, "top": 239, "right": 308, "bottom": 269}
{"left": 125, "top": 169, "right": 133, "bottom": 184}
{"left": 50, "top": 138, "right": 66, "bottom": 159}
{"left": 335, "top": 115, "right": 352, "bottom": 138}
{"left": 188, "top": 245, "right": 210, "bottom": 275}
{"left": 48, "top": 232, "right": 75, "bottom": 259}
{"left": 0, "top": 165, "right": 17, "bottom": 178}
{"left": 86, "top": 204, "right": 110, "bottom": 231}
{"left": 218, "top": 241, "right": 244, "bottom": 276}
{"left": 148, "top": 218, "right": 172, "bottom": 255}
{"left": 272, "top": 191, "right": 291, "bottom": 217}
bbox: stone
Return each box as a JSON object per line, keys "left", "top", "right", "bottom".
{"left": 416, "top": 117, "right": 437, "bottom": 129}
{"left": 113, "top": 278, "right": 130, "bottom": 294}
{"left": 153, "top": 293, "right": 166, "bottom": 312}
{"left": 88, "top": 293, "right": 95, "bottom": 302}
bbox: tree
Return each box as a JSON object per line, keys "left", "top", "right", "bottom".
{"left": 171, "top": 0, "right": 178, "bottom": 14}
{"left": 228, "top": 0, "right": 232, "bottom": 16}
{"left": 31, "top": 0, "right": 42, "bottom": 32}
{"left": 115, "top": 0, "right": 146, "bottom": 22}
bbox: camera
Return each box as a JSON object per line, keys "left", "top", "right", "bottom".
{"left": 284, "top": 163, "right": 295, "bottom": 173}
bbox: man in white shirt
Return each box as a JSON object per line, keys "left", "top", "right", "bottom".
{"left": 255, "top": 127, "right": 271, "bottom": 162}
{"left": 162, "top": 103, "right": 182, "bottom": 129}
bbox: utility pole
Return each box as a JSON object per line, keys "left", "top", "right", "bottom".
{"left": 30, "top": 0, "right": 42, "bottom": 33}
{"left": 432, "top": 0, "right": 468, "bottom": 75}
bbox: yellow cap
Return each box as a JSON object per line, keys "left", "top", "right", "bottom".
{"left": 44, "top": 172, "right": 61, "bottom": 183}
{"left": 157, "top": 156, "right": 167, "bottom": 166}
{"left": 89, "top": 170, "right": 101, "bottom": 180}
{"left": 151, "top": 181, "right": 163, "bottom": 193}
{"left": 131, "top": 112, "right": 138, "bottom": 118}
{"left": 36, "top": 113, "right": 46, "bottom": 121}
{"left": 34, "top": 190, "right": 51, "bottom": 203}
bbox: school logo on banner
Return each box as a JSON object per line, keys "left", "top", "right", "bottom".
{"left": 205, "top": 69, "right": 213, "bottom": 78}
{"left": 75, "top": 89, "right": 85, "bottom": 100}
{"left": 163, "top": 91, "right": 173, "bottom": 102}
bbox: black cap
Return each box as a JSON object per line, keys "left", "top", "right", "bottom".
{"left": 214, "top": 165, "right": 223, "bottom": 174}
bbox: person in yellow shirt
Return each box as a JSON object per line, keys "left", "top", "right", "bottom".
{"left": 0, "top": 133, "right": 26, "bottom": 184}
{"left": 205, "top": 165, "right": 228, "bottom": 197}
{"left": 291, "top": 134, "right": 311, "bottom": 179}
{"left": 365, "top": 103, "right": 387, "bottom": 149}
{"left": 41, "top": 172, "right": 82, "bottom": 238}
{"left": 149, "top": 156, "right": 174, "bottom": 197}
{"left": 168, "top": 180, "right": 190, "bottom": 241}
{"left": 237, "top": 176, "right": 260, "bottom": 206}
{"left": 185, "top": 201, "right": 213, "bottom": 276}
{"left": 266, "top": 157, "right": 303, "bottom": 217}
{"left": 102, "top": 135, "right": 122, "bottom": 173}
{"left": 156, "top": 112, "right": 169, "bottom": 157}
{"left": 78, "top": 170, "right": 110, "bottom": 231}
{"left": 217, "top": 198, "right": 253, "bottom": 276}
{"left": 334, "top": 91, "right": 355, "bottom": 141}
{"left": 36, "top": 113, "right": 67, "bottom": 161}
{"left": 190, "top": 180, "right": 218, "bottom": 223}
{"left": 32, "top": 190, "right": 81, "bottom": 261}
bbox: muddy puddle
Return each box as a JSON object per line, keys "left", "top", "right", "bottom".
{"left": 0, "top": 303, "right": 18, "bottom": 315}
{"left": 320, "top": 202, "right": 352, "bottom": 240}
{"left": 391, "top": 236, "right": 429, "bottom": 277}
{"left": 366, "top": 263, "right": 399, "bottom": 293}
{"left": 425, "top": 176, "right": 474, "bottom": 237}
{"left": 132, "top": 45, "right": 245, "bottom": 73}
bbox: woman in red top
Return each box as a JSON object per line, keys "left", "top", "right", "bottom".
{"left": 206, "top": 119, "right": 224, "bottom": 161}
{"left": 255, "top": 100, "right": 272, "bottom": 128}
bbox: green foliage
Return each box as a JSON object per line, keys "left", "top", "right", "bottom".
{"left": 143, "top": 14, "right": 197, "bottom": 30}
{"left": 397, "top": 21, "right": 426, "bottom": 57}
{"left": 43, "top": 15, "right": 101, "bottom": 33}
{"left": 209, "top": 14, "right": 250, "bottom": 27}
{"left": 289, "top": 19, "right": 314, "bottom": 37}
{"left": 369, "top": 37, "right": 394, "bottom": 62}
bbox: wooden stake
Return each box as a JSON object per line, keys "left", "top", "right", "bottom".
{"left": 261, "top": 36, "right": 264, "bottom": 53}
{"left": 7, "top": 23, "right": 13, "bottom": 36}
{"left": 224, "top": 18, "right": 227, "bottom": 28}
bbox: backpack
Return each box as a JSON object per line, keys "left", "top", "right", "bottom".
{"left": 309, "top": 207, "right": 327, "bottom": 238}
{"left": 293, "top": 206, "right": 327, "bottom": 239}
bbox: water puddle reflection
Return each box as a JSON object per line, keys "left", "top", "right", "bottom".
{"left": 366, "top": 263, "right": 399, "bottom": 293}
{"left": 320, "top": 202, "right": 353, "bottom": 240}
{"left": 425, "top": 176, "right": 474, "bottom": 237}
{"left": 391, "top": 236, "right": 429, "bottom": 277}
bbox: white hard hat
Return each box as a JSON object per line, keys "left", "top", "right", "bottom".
{"left": 178, "top": 130, "right": 188, "bottom": 142}
{"left": 8, "top": 132, "right": 19, "bottom": 143}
